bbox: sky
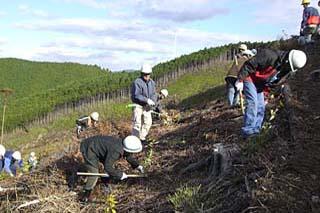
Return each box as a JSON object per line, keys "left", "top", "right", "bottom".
{"left": 0, "top": 0, "right": 316, "bottom": 71}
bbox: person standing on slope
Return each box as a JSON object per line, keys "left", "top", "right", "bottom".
{"left": 130, "top": 64, "right": 157, "bottom": 145}
{"left": 299, "top": 0, "right": 320, "bottom": 44}
{"left": 235, "top": 49, "right": 307, "bottom": 138}
{"left": 225, "top": 48, "right": 255, "bottom": 107}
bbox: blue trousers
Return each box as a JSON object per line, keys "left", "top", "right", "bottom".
{"left": 241, "top": 81, "right": 265, "bottom": 137}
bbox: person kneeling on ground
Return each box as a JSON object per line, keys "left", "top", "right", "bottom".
{"left": 154, "top": 89, "right": 169, "bottom": 114}
{"left": 76, "top": 112, "right": 99, "bottom": 138}
{"left": 235, "top": 49, "right": 307, "bottom": 139}
{"left": 0, "top": 150, "right": 23, "bottom": 177}
{"left": 79, "top": 135, "right": 144, "bottom": 202}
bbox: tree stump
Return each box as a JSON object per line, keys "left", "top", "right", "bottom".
{"left": 180, "top": 143, "right": 240, "bottom": 180}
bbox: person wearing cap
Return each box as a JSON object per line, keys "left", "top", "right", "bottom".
{"left": 131, "top": 64, "right": 157, "bottom": 144}
{"left": 299, "top": 0, "right": 320, "bottom": 44}
{"left": 225, "top": 49, "right": 254, "bottom": 107}
{"left": 1, "top": 150, "right": 23, "bottom": 177}
{"left": 79, "top": 135, "right": 144, "bottom": 202}
{"left": 235, "top": 49, "right": 307, "bottom": 138}
{"left": 238, "top": 44, "right": 248, "bottom": 54}
{"left": 76, "top": 112, "right": 99, "bottom": 138}
{"left": 154, "top": 89, "right": 169, "bottom": 114}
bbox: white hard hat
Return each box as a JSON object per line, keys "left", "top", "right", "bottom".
{"left": 12, "top": 151, "right": 21, "bottom": 160}
{"left": 90, "top": 112, "right": 99, "bottom": 121}
{"left": 141, "top": 64, "right": 152, "bottom": 74}
{"left": 0, "top": 145, "right": 5, "bottom": 157}
{"left": 288, "top": 50, "right": 307, "bottom": 72}
{"left": 160, "top": 89, "right": 169, "bottom": 98}
{"left": 239, "top": 44, "right": 247, "bottom": 51}
{"left": 30, "top": 152, "right": 35, "bottom": 157}
{"left": 242, "top": 50, "right": 254, "bottom": 57}
{"left": 123, "top": 135, "right": 142, "bottom": 153}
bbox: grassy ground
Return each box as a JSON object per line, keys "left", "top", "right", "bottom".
{"left": 167, "top": 65, "right": 228, "bottom": 109}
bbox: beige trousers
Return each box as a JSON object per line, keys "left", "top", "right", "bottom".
{"left": 132, "top": 105, "right": 152, "bottom": 140}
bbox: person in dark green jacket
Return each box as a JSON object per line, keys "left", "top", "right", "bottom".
{"left": 79, "top": 135, "right": 144, "bottom": 202}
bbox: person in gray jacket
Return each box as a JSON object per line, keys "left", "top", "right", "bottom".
{"left": 130, "top": 64, "right": 157, "bottom": 144}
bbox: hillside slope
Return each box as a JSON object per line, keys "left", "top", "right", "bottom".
{"left": 0, "top": 40, "right": 319, "bottom": 212}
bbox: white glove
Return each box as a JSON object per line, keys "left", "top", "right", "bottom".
{"left": 137, "top": 165, "right": 144, "bottom": 174}
{"left": 147, "top": 99, "right": 155, "bottom": 106}
{"left": 120, "top": 172, "right": 128, "bottom": 180}
{"left": 235, "top": 80, "right": 243, "bottom": 91}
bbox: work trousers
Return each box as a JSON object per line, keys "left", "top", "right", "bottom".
{"left": 226, "top": 83, "right": 239, "bottom": 106}
{"left": 241, "top": 81, "right": 265, "bottom": 137}
{"left": 83, "top": 163, "right": 99, "bottom": 191}
{"left": 132, "top": 105, "right": 152, "bottom": 141}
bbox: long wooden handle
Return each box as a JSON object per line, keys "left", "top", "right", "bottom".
{"left": 239, "top": 90, "right": 245, "bottom": 114}
{"left": 76, "top": 172, "right": 147, "bottom": 178}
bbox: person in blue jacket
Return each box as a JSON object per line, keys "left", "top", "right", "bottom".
{"left": 130, "top": 63, "right": 157, "bottom": 144}
{"left": 299, "top": 0, "right": 320, "bottom": 44}
{"left": 1, "top": 151, "right": 23, "bottom": 177}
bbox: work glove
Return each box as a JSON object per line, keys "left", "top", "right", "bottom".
{"left": 120, "top": 172, "right": 128, "bottom": 180}
{"left": 147, "top": 99, "right": 155, "bottom": 106}
{"left": 136, "top": 165, "right": 145, "bottom": 174}
{"left": 235, "top": 80, "right": 243, "bottom": 91}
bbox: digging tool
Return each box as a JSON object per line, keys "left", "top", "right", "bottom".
{"left": 126, "top": 103, "right": 141, "bottom": 108}
{"left": 234, "top": 55, "right": 245, "bottom": 114}
{"left": 239, "top": 89, "right": 245, "bottom": 114}
{"left": 77, "top": 172, "right": 147, "bottom": 178}
{"left": 127, "top": 104, "right": 161, "bottom": 116}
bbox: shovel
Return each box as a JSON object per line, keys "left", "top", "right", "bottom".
{"left": 77, "top": 172, "right": 147, "bottom": 178}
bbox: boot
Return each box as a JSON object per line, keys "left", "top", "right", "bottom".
{"left": 79, "top": 190, "right": 92, "bottom": 203}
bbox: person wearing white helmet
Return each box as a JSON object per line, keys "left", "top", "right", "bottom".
{"left": 28, "top": 151, "right": 38, "bottom": 171}
{"left": 79, "top": 135, "right": 143, "bottom": 202}
{"left": 154, "top": 89, "right": 169, "bottom": 114}
{"left": 1, "top": 150, "right": 23, "bottom": 177}
{"left": 235, "top": 49, "right": 307, "bottom": 138}
{"left": 131, "top": 63, "right": 157, "bottom": 144}
{"left": 299, "top": 0, "right": 320, "bottom": 44}
{"left": 0, "top": 145, "right": 5, "bottom": 158}
{"left": 75, "top": 112, "right": 99, "bottom": 138}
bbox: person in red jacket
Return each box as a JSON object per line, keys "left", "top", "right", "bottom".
{"left": 299, "top": 0, "right": 320, "bottom": 44}
{"left": 235, "top": 49, "right": 307, "bottom": 138}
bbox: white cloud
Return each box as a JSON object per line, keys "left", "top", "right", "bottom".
{"left": 60, "top": 0, "right": 110, "bottom": 9}
{"left": 18, "top": 4, "right": 53, "bottom": 18}
{"left": 248, "top": 0, "right": 305, "bottom": 35}
{"left": 13, "top": 15, "right": 271, "bottom": 70}
{"left": 0, "top": 11, "right": 6, "bottom": 17}
{"left": 137, "top": 0, "right": 229, "bottom": 22}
